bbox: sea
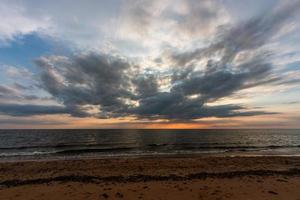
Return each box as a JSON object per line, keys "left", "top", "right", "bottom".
{"left": 0, "top": 129, "right": 300, "bottom": 162}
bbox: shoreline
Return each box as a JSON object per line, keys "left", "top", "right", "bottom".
{"left": 2, "top": 152, "right": 300, "bottom": 163}
{"left": 1, "top": 156, "right": 300, "bottom": 199}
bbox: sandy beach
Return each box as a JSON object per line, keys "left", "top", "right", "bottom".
{"left": 0, "top": 156, "right": 300, "bottom": 199}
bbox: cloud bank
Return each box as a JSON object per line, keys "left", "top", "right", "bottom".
{"left": 0, "top": 1, "right": 300, "bottom": 123}
{"left": 33, "top": 51, "right": 275, "bottom": 120}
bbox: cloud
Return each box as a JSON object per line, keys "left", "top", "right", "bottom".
{"left": 0, "top": 83, "right": 54, "bottom": 105}
{"left": 169, "top": 0, "right": 229, "bottom": 37}
{"left": 28, "top": 50, "right": 276, "bottom": 120}
{"left": 0, "top": 0, "right": 122, "bottom": 48}
{"left": 0, "top": 0, "right": 228, "bottom": 51}
{"left": 0, "top": 1, "right": 50, "bottom": 46}
{"left": 132, "top": 73, "right": 159, "bottom": 98}
{"left": 121, "top": 0, "right": 161, "bottom": 36}
{"left": 0, "top": 103, "right": 66, "bottom": 116}
{"left": 171, "top": 1, "right": 300, "bottom": 67}
{"left": 0, "top": 85, "right": 16, "bottom": 96}
{"left": 284, "top": 101, "right": 300, "bottom": 105}
{"left": 130, "top": 92, "right": 274, "bottom": 120}
{"left": 34, "top": 53, "right": 135, "bottom": 118}
{"left": 167, "top": 1, "right": 300, "bottom": 101}
{"left": 3, "top": 65, "right": 32, "bottom": 78}
{"left": 171, "top": 54, "right": 274, "bottom": 101}
{"left": 0, "top": 115, "right": 69, "bottom": 126}
{"left": 0, "top": 85, "right": 22, "bottom": 101}
{"left": 117, "top": 0, "right": 229, "bottom": 53}
{"left": 12, "top": 83, "right": 33, "bottom": 91}
{"left": 1, "top": 1, "right": 300, "bottom": 121}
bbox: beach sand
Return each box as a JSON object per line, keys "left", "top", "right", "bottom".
{"left": 1, "top": 156, "right": 300, "bottom": 199}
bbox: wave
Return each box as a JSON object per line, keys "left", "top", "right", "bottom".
{"left": 146, "top": 143, "right": 300, "bottom": 149}
{"left": 1, "top": 142, "right": 300, "bottom": 158}
{"left": 0, "top": 142, "right": 137, "bottom": 150}
{"left": 0, "top": 146, "right": 140, "bottom": 157}
{"left": 0, "top": 151, "right": 60, "bottom": 157}
{"left": 0, "top": 143, "right": 300, "bottom": 152}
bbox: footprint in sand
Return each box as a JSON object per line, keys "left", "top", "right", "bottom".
{"left": 102, "top": 193, "right": 109, "bottom": 198}
{"left": 268, "top": 191, "right": 278, "bottom": 195}
{"left": 115, "top": 192, "right": 124, "bottom": 198}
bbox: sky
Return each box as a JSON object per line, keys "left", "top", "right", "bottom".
{"left": 0, "top": 0, "right": 300, "bottom": 129}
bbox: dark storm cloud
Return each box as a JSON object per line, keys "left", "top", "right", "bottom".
{"left": 31, "top": 52, "right": 274, "bottom": 120}
{"left": 170, "top": 54, "right": 273, "bottom": 102}
{"left": 132, "top": 73, "right": 159, "bottom": 98}
{"left": 130, "top": 92, "right": 274, "bottom": 120}
{"left": 0, "top": 104, "right": 66, "bottom": 116}
{"left": 34, "top": 53, "right": 138, "bottom": 118}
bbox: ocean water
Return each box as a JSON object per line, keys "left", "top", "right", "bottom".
{"left": 0, "top": 129, "right": 300, "bottom": 161}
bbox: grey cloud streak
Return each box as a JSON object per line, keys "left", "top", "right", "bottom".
{"left": 0, "top": 85, "right": 16, "bottom": 96}
{"left": 0, "top": 104, "right": 66, "bottom": 116}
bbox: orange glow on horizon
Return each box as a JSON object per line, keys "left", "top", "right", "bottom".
{"left": 1, "top": 113, "right": 299, "bottom": 129}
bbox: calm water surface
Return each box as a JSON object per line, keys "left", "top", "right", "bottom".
{"left": 0, "top": 129, "right": 300, "bottom": 161}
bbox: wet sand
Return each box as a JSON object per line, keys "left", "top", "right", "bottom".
{"left": 1, "top": 156, "right": 300, "bottom": 199}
